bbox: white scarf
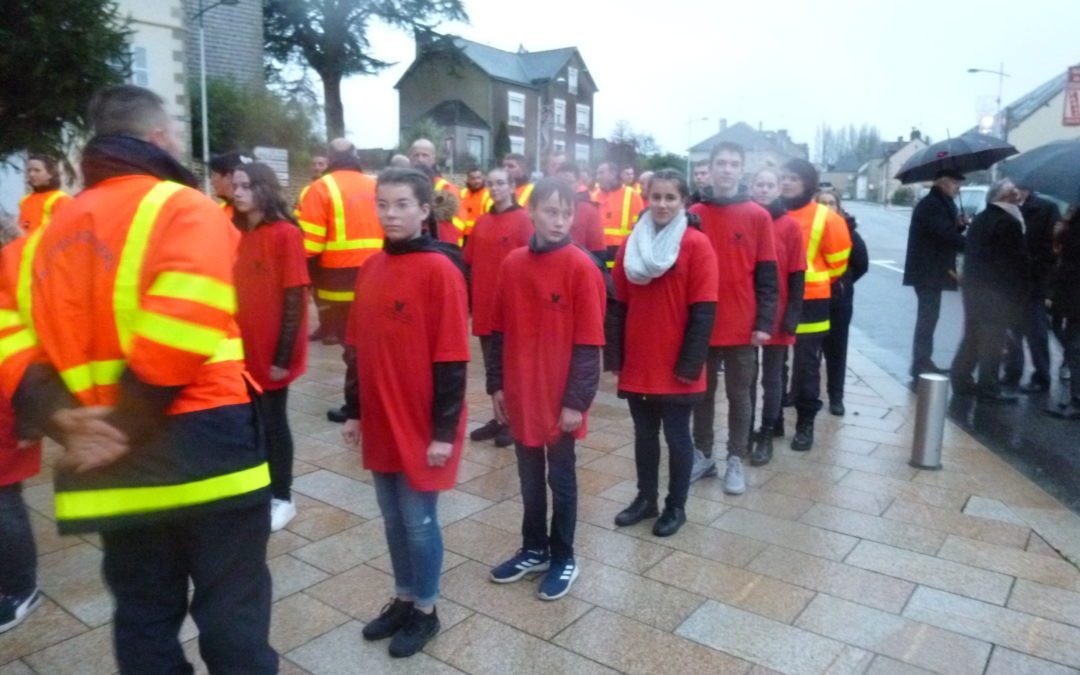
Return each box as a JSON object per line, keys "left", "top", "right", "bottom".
{"left": 623, "top": 209, "right": 688, "bottom": 285}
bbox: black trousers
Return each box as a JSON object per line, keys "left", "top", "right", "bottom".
{"left": 951, "top": 315, "right": 1011, "bottom": 393}
{"left": 1002, "top": 294, "right": 1052, "bottom": 386}
{"left": 0, "top": 483, "right": 36, "bottom": 597}
{"left": 101, "top": 503, "right": 277, "bottom": 675}
{"left": 626, "top": 398, "right": 694, "bottom": 510}
{"left": 516, "top": 434, "right": 577, "bottom": 562}
{"left": 824, "top": 294, "right": 853, "bottom": 403}
{"left": 911, "top": 285, "right": 943, "bottom": 374}
{"left": 792, "top": 334, "right": 826, "bottom": 422}
{"left": 257, "top": 386, "right": 294, "bottom": 500}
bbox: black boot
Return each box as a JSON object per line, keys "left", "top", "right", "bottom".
{"left": 470, "top": 419, "right": 501, "bottom": 441}
{"left": 652, "top": 506, "right": 686, "bottom": 537}
{"left": 829, "top": 400, "right": 845, "bottom": 416}
{"left": 771, "top": 416, "right": 785, "bottom": 438}
{"left": 494, "top": 424, "right": 514, "bottom": 448}
{"left": 791, "top": 421, "right": 814, "bottom": 452}
{"left": 614, "top": 494, "right": 659, "bottom": 527}
{"left": 388, "top": 607, "right": 440, "bottom": 658}
{"left": 750, "top": 427, "right": 774, "bottom": 466}
{"left": 362, "top": 598, "right": 414, "bottom": 641}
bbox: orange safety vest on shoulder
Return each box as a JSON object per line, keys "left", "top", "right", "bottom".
{"left": 432, "top": 177, "right": 466, "bottom": 245}
{"left": 787, "top": 202, "right": 852, "bottom": 335}
{"left": 296, "top": 170, "right": 381, "bottom": 269}
{"left": 598, "top": 186, "right": 645, "bottom": 254}
{"left": 5, "top": 175, "right": 268, "bottom": 532}
{"left": 459, "top": 186, "right": 493, "bottom": 237}
{"left": 18, "top": 189, "right": 71, "bottom": 233}
{"left": 514, "top": 183, "right": 534, "bottom": 207}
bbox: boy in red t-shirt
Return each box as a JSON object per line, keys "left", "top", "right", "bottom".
{"left": 231, "top": 163, "right": 311, "bottom": 532}
{"left": 486, "top": 178, "right": 606, "bottom": 601}
{"left": 464, "top": 168, "right": 532, "bottom": 449}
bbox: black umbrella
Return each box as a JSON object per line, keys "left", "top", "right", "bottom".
{"left": 1001, "top": 138, "right": 1080, "bottom": 204}
{"left": 895, "top": 133, "right": 1018, "bottom": 184}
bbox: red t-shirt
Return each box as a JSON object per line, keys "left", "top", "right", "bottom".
{"left": 571, "top": 199, "right": 605, "bottom": 252}
{"left": 493, "top": 243, "right": 606, "bottom": 447}
{"left": 462, "top": 206, "right": 532, "bottom": 336}
{"left": 689, "top": 200, "right": 777, "bottom": 346}
{"left": 349, "top": 250, "right": 470, "bottom": 491}
{"left": 0, "top": 393, "right": 40, "bottom": 486}
{"left": 234, "top": 221, "right": 311, "bottom": 390}
{"left": 766, "top": 213, "right": 807, "bottom": 347}
{"left": 613, "top": 227, "right": 719, "bottom": 394}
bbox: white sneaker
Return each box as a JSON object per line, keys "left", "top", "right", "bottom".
{"left": 270, "top": 498, "right": 297, "bottom": 532}
{"left": 723, "top": 456, "right": 746, "bottom": 495}
{"left": 689, "top": 448, "right": 717, "bottom": 483}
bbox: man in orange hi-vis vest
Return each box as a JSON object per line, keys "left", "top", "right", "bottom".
{"left": 458, "top": 166, "right": 492, "bottom": 238}
{"left": 779, "top": 159, "right": 852, "bottom": 453}
{"left": 410, "top": 138, "right": 467, "bottom": 245}
{"left": 0, "top": 85, "right": 276, "bottom": 673}
{"left": 595, "top": 160, "right": 644, "bottom": 268}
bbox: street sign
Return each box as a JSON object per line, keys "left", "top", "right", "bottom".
{"left": 1065, "top": 66, "right": 1080, "bottom": 126}
{"left": 253, "top": 146, "right": 290, "bottom": 187}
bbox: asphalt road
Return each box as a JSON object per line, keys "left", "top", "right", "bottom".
{"left": 845, "top": 201, "right": 1079, "bottom": 512}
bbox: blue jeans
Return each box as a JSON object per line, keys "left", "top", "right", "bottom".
{"left": 371, "top": 471, "right": 443, "bottom": 608}
{"left": 626, "top": 398, "right": 694, "bottom": 510}
{"left": 516, "top": 434, "right": 577, "bottom": 562}
{"left": 0, "top": 483, "right": 36, "bottom": 597}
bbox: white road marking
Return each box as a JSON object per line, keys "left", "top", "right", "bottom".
{"left": 870, "top": 259, "right": 905, "bottom": 274}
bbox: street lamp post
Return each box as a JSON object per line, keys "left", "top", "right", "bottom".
{"left": 686, "top": 117, "right": 710, "bottom": 177}
{"left": 968, "top": 63, "right": 1010, "bottom": 179}
{"left": 192, "top": 0, "right": 240, "bottom": 194}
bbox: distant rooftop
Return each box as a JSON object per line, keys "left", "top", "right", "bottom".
{"left": 401, "top": 32, "right": 585, "bottom": 90}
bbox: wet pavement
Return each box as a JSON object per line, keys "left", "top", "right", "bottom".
{"left": 845, "top": 201, "right": 1080, "bottom": 512}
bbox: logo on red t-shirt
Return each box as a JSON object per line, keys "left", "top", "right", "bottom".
{"left": 382, "top": 299, "right": 413, "bottom": 324}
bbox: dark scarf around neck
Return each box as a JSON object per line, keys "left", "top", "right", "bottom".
{"left": 81, "top": 135, "right": 198, "bottom": 189}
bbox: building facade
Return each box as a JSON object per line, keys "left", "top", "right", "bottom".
{"left": 397, "top": 33, "right": 598, "bottom": 172}
{"left": 181, "top": 0, "right": 264, "bottom": 87}
{"left": 688, "top": 120, "right": 810, "bottom": 174}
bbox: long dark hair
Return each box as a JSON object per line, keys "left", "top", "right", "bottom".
{"left": 231, "top": 162, "right": 295, "bottom": 228}
{"left": 27, "top": 154, "right": 61, "bottom": 190}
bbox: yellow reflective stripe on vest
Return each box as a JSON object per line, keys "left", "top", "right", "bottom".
{"left": 304, "top": 239, "right": 324, "bottom": 254}
{"left": 207, "top": 336, "right": 244, "bottom": 364}
{"left": 148, "top": 271, "right": 236, "bottom": 314}
{"left": 58, "top": 360, "right": 126, "bottom": 394}
{"left": 796, "top": 319, "right": 830, "bottom": 334}
{"left": 620, "top": 187, "right": 634, "bottom": 232}
{"left": 0, "top": 309, "right": 22, "bottom": 331}
{"left": 805, "top": 269, "right": 831, "bottom": 283}
{"left": 805, "top": 204, "right": 828, "bottom": 275}
{"left": 41, "top": 191, "right": 66, "bottom": 228}
{"left": 825, "top": 249, "right": 849, "bottom": 264}
{"left": 299, "top": 219, "right": 327, "bottom": 238}
{"left": 131, "top": 310, "right": 227, "bottom": 357}
{"left": 55, "top": 462, "right": 270, "bottom": 521}
{"left": 322, "top": 175, "right": 347, "bottom": 244}
{"left": 316, "top": 289, "right": 355, "bottom": 302}
{"left": 114, "top": 182, "right": 185, "bottom": 353}
{"left": 17, "top": 225, "right": 47, "bottom": 328}
{"left": 518, "top": 183, "right": 534, "bottom": 206}
{"left": 434, "top": 178, "right": 450, "bottom": 192}
{"left": 0, "top": 329, "right": 36, "bottom": 362}
{"left": 324, "top": 238, "right": 383, "bottom": 251}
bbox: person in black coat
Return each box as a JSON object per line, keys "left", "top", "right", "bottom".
{"left": 816, "top": 191, "right": 869, "bottom": 415}
{"left": 1046, "top": 207, "right": 1080, "bottom": 418}
{"left": 903, "top": 171, "right": 967, "bottom": 377}
{"left": 1001, "top": 187, "right": 1062, "bottom": 391}
{"left": 951, "top": 180, "right": 1030, "bottom": 403}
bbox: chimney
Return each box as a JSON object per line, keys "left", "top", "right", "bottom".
{"left": 778, "top": 129, "right": 790, "bottom": 142}
{"left": 719, "top": 118, "right": 728, "bottom": 132}
{"left": 415, "top": 27, "right": 436, "bottom": 57}
{"left": 897, "top": 136, "right": 904, "bottom": 143}
{"left": 910, "top": 127, "right": 922, "bottom": 141}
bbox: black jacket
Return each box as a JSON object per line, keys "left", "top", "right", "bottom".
{"left": 832, "top": 213, "right": 869, "bottom": 308}
{"left": 903, "top": 186, "right": 966, "bottom": 290}
{"left": 1051, "top": 212, "right": 1080, "bottom": 319}
{"left": 1020, "top": 193, "right": 1061, "bottom": 295}
{"left": 960, "top": 204, "right": 1030, "bottom": 324}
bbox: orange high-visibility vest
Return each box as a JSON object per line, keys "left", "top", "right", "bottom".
{"left": 598, "top": 186, "right": 644, "bottom": 249}
{"left": 514, "top": 183, "right": 534, "bottom": 207}
{"left": 433, "top": 177, "right": 467, "bottom": 245}
{"left": 296, "top": 170, "right": 381, "bottom": 268}
{"left": 18, "top": 189, "right": 71, "bottom": 233}
{"left": 787, "top": 202, "right": 852, "bottom": 335}
{"left": 0, "top": 175, "right": 269, "bottom": 532}
{"left": 459, "top": 186, "right": 492, "bottom": 236}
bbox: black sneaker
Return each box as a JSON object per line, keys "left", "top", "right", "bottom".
{"left": 327, "top": 405, "right": 348, "bottom": 424}
{"left": 791, "top": 423, "right": 814, "bottom": 452}
{"left": 494, "top": 425, "right": 513, "bottom": 448}
{"left": 362, "top": 598, "right": 414, "bottom": 641}
{"left": 470, "top": 419, "right": 501, "bottom": 441}
{"left": 652, "top": 506, "right": 686, "bottom": 537}
{"left": 0, "top": 588, "right": 42, "bottom": 634}
{"left": 388, "top": 607, "right": 440, "bottom": 658}
{"left": 613, "top": 494, "right": 658, "bottom": 527}
{"left": 829, "top": 400, "right": 845, "bottom": 416}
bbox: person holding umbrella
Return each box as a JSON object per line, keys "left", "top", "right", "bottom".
{"left": 902, "top": 170, "right": 967, "bottom": 378}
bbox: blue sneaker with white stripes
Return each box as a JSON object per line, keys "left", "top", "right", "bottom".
{"left": 489, "top": 549, "right": 550, "bottom": 583}
{"left": 537, "top": 559, "right": 579, "bottom": 601}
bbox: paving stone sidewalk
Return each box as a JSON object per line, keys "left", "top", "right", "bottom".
{"left": 2, "top": 338, "right": 1079, "bottom": 675}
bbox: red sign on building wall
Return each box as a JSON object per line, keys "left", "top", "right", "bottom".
{"left": 1065, "top": 66, "right": 1080, "bottom": 126}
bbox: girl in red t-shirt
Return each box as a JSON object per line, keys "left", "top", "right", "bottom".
{"left": 231, "top": 163, "right": 310, "bottom": 533}
{"left": 608, "top": 170, "right": 718, "bottom": 537}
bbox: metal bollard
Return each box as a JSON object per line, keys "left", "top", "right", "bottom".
{"left": 910, "top": 374, "right": 948, "bottom": 470}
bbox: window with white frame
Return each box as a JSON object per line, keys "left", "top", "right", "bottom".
{"left": 567, "top": 66, "right": 579, "bottom": 95}
{"left": 508, "top": 91, "right": 526, "bottom": 127}
{"left": 509, "top": 135, "right": 526, "bottom": 155}
{"left": 466, "top": 135, "right": 484, "bottom": 163}
{"left": 130, "top": 46, "right": 149, "bottom": 87}
{"left": 575, "top": 143, "right": 590, "bottom": 163}
{"left": 553, "top": 99, "right": 566, "bottom": 131}
{"left": 553, "top": 139, "right": 566, "bottom": 154}
{"left": 575, "top": 104, "right": 590, "bottom": 135}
